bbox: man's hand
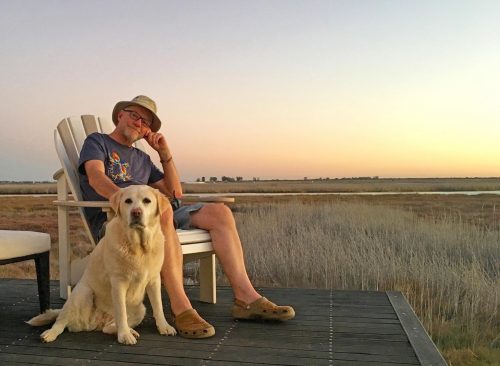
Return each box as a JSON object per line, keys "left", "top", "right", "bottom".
{"left": 144, "top": 130, "right": 171, "bottom": 160}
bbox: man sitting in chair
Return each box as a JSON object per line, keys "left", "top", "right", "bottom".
{"left": 78, "top": 95, "right": 295, "bottom": 339}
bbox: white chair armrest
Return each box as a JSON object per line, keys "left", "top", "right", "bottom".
{"left": 53, "top": 200, "right": 111, "bottom": 209}
{"left": 53, "top": 168, "right": 64, "bottom": 181}
{"left": 181, "top": 196, "right": 235, "bottom": 203}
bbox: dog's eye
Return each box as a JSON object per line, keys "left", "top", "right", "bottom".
{"left": 125, "top": 198, "right": 132, "bottom": 204}
{"left": 143, "top": 198, "right": 151, "bottom": 204}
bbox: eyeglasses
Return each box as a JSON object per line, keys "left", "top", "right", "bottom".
{"left": 122, "top": 109, "right": 153, "bottom": 128}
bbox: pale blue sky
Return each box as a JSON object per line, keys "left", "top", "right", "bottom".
{"left": 1, "top": 0, "right": 499, "bottom": 181}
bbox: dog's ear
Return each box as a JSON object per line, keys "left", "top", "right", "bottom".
{"left": 155, "top": 190, "right": 171, "bottom": 216}
{"left": 110, "top": 189, "right": 122, "bottom": 216}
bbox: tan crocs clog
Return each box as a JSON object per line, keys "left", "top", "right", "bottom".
{"left": 173, "top": 309, "right": 215, "bottom": 339}
{"left": 232, "top": 297, "right": 295, "bottom": 321}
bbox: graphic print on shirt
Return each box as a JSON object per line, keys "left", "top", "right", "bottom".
{"left": 107, "top": 151, "right": 132, "bottom": 183}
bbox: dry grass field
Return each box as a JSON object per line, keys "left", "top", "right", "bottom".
{"left": 232, "top": 197, "right": 500, "bottom": 366}
{"left": 0, "top": 192, "right": 499, "bottom": 365}
{"left": 0, "top": 182, "right": 56, "bottom": 194}
{"left": 183, "top": 177, "right": 500, "bottom": 194}
{"left": 3, "top": 177, "right": 500, "bottom": 195}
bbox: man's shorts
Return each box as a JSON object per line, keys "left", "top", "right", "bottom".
{"left": 93, "top": 203, "right": 205, "bottom": 243}
{"left": 173, "top": 203, "right": 204, "bottom": 230}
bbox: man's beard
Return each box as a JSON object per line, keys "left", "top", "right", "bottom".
{"left": 123, "top": 128, "right": 142, "bottom": 145}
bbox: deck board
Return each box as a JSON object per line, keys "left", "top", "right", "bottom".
{"left": 0, "top": 279, "right": 446, "bottom": 365}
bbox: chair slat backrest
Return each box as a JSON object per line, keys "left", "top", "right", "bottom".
{"left": 54, "top": 115, "right": 147, "bottom": 246}
{"left": 56, "top": 119, "right": 80, "bottom": 177}
{"left": 81, "top": 115, "right": 101, "bottom": 135}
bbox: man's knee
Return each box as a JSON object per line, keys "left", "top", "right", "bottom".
{"left": 205, "top": 204, "right": 234, "bottom": 226}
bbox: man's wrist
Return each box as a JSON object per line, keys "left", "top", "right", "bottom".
{"left": 160, "top": 155, "right": 173, "bottom": 164}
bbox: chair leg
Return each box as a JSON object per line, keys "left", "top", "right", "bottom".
{"left": 34, "top": 251, "right": 50, "bottom": 312}
{"left": 199, "top": 254, "right": 216, "bottom": 304}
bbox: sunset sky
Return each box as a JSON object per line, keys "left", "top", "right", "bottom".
{"left": 1, "top": 0, "right": 499, "bottom": 181}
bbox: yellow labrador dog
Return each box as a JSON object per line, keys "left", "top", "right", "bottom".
{"left": 28, "top": 185, "right": 176, "bottom": 344}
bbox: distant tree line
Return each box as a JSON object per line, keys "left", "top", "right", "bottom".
{"left": 303, "top": 176, "right": 379, "bottom": 181}
{"left": 195, "top": 176, "right": 249, "bottom": 183}
{"left": 193, "top": 176, "right": 382, "bottom": 183}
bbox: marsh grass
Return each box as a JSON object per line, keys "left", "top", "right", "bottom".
{"left": 0, "top": 183, "right": 56, "bottom": 194}
{"left": 0, "top": 195, "right": 498, "bottom": 365}
{"left": 3, "top": 177, "right": 500, "bottom": 195}
{"left": 233, "top": 201, "right": 499, "bottom": 364}
{"left": 183, "top": 178, "right": 500, "bottom": 194}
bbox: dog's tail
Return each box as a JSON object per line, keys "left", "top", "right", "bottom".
{"left": 26, "top": 309, "right": 61, "bottom": 326}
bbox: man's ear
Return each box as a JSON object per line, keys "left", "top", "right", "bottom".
{"left": 110, "top": 189, "right": 122, "bottom": 216}
{"left": 155, "top": 190, "right": 171, "bottom": 216}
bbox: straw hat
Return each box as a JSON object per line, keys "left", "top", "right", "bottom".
{"left": 112, "top": 95, "right": 162, "bottom": 132}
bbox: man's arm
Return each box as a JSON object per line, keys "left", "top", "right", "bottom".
{"left": 84, "top": 160, "right": 120, "bottom": 199}
{"left": 150, "top": 158, "right": 183, "bottom": 199}
{"left": 144, "top": 130, "right": 183, "bottom": 198}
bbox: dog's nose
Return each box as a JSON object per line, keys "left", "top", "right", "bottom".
{"left": 131, "top": 208, "right": 142, "bottom": 218}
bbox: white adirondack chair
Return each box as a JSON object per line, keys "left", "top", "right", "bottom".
{"left": 54, "top": 115, "right": 228, "bottom": 303}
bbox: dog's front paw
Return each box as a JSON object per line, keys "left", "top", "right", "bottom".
{"left": 40, "top": 329, "right": 58, "bottom": 343}
{"left": 157, "top": 320, "right": 177, "bottom": 336}
{"left": 117, "top": 328, "right": 140, "bottom": 345}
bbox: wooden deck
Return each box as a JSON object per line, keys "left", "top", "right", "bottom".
{"left": 0, "top": 279, "right": 446, "bottom": 366}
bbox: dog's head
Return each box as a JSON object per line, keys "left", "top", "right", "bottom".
{"left": 110, "top": 185, "right": 170, "bottom": 230}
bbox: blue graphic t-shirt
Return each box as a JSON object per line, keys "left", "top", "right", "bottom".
{"left": 78, "top": 133, "right": 164, "bottom": 241}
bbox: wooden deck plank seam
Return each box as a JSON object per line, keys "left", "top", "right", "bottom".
{"left": 329, "top": 289, "right": 334, "bottom": 365}
{"left": 200, "top": 320, "right": 239, "bottom": 366}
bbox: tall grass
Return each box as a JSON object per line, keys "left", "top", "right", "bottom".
{"left": 3, "top": 177, "right": 500, "bottom": 195}
{"left": 184, "top": 178, "right": 500, "bottom": 194}
{"left": 233, "top": 201, "right": 499, "bottom": 362}
{"left": 1, "top": 195, "right": 498, "bottom": 363}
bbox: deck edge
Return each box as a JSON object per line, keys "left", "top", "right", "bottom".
{"left": 386, "top": 291, "right": 448, "bottom": 366}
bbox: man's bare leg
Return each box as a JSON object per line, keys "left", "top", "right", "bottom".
{"left": 190, "top": 203, "right": 295, "bottom": 320}
{"left": 190, "top": 204, "right": 261, "bottom": 304}
{"left": 160, "top": 209, "right": 215, "bottom": 338}
{"left": 159, "top": 217, "right": 192, "bottom": 315}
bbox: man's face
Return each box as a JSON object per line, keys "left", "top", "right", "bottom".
{"left": 117, "top": 105, "right": 153, "bottom": 142}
